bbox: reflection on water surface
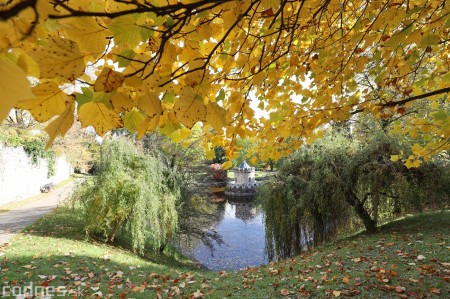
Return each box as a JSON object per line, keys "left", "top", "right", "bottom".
{"left": 178, "top": 199, "right": 268, "bottom": 271}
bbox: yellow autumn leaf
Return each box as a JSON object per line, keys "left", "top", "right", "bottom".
{"left": 134, "top": 77, "right": 163, "bottom": 120}
{"left": 404, "top": 156, "right": 422, "bottom": 169}
{"left": 27, "top": 35, "right": 85, "bottom": 81}
{"left": 36, "top": 0, "right": 57, "bottom": 21}
{"left": 17, "top": 81, "right": 70, "bottom": 122}
{"left": 78, "top": 102, "right": 122, "bottom": 136}
{"left": 170, "top": 127, "right": 191, "bottom": 143}
{"left": 94, "top": 67, "right": 125, "bottom": 93}
{"left": 174, "top": 86, "right": 207, "bottom": 128}
{"left": 390, "top": 155, "right": 401, "bottom": 162}
{"left": 137, "top": 92, "right": 162, "bottom": 119}
{"left": 411, "top": 143, "right": 423, "bottom": 155}
{"left": 0, "top": 58, "right": 35, "bottom": 122}
{"left": 111, "top": 90, "right": 136, "bottom": 112}
{"left": 222, "top": 161, "right": 233, "bottom": 170}
{"left": 122, "top": 107, "right": 146, "bottom": 133}
{"left": 332, "top": 290, "right": 341, "bottom": 297}
{"left": 44, "top": 101, "right": 75, "bottom": 148}
{"left": 137, "top": 115, "right": 160, "bottom": 139}
{"left": 16, "top": 53, "right": 40, "bottom": 78}
{"left": 206, "top": 102, "right": 228, "bottom": 133}
{"left": 430, "top": 101, "right": 439, "bottom": 110}
{"left": 58, "top": 17, "right": 111, "bottom": 57}
{"left": 159, "top": 119, "right": 182, "bottom": 136}
{"left": 0, "top": 17, "right": 37, "bottom": 49}
{"left": 206, "top": 148, "right": 215, "bottom": 160}
{"left": 252, "top": 71, "right": 266, "bottom": 86}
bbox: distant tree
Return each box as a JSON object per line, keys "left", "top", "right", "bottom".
{"left": 52, "top": 121, "right": 100, "bottom": 173}
{"left": 3, "top": 109, "right": 37, "bottom": 130}
{"left": 143, "top": 125, "right": 206, "bottom": 173}
{"left": 212, "top": 146, "right": 226, "bottom": 164}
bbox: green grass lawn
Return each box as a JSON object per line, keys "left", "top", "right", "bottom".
{"left": 1, "top": 207, "right": 448, "bottom": 298}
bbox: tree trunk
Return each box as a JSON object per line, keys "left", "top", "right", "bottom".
{"left": 107, "top": 220, "right": 123, "bottom": 244}
{"left": 345, "top": 190, "right": 378, "bottom": 233}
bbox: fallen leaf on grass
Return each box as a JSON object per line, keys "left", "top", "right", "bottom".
{"left": 332, "top": 290, "right": 341, "bottom": 297}
{"left": 280, "top": 289, "right": 290, "bottom": 296}
{"left": 429, "top": 288, "right": 440, "bottom": 294}
{"left": 192, "top": 289, "right": 204, "bottom": 298}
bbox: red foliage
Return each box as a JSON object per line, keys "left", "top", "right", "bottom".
{"left": 209, "top": 163, "right": 227, "bottom": 181}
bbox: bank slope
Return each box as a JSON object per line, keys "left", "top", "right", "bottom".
{"left": 0, "top": 207, "right": 448, "bottom": 298}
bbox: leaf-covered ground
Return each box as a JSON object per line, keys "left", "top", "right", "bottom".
{"left": 0, "top": 207, "right": 448, "bottom": 298}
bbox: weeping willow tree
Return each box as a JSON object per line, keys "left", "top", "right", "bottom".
{"left": 259, "top": 136, "right": 354, "bottom": 260}
{"left": 259, "top": 134, "right": 449, "bottom": 260}
{"left": 71, "top": 138, "right": 181, "bottom": 254}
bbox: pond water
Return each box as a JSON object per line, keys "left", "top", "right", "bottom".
{"left": 178, "top": 198, "right": 269, "bottom": 271}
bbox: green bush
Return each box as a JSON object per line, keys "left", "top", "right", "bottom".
{"left": 71, "top": 138, "right": 181, "bottom": 254}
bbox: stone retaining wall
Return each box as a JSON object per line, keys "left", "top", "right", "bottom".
{"left": 0, "top": 142, "right": 72, "bottom": 205}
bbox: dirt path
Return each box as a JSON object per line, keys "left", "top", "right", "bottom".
{"left": 0, "top": 180, "right": 77, "bottom": 246}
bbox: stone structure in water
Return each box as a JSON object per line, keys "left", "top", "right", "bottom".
{"left": 225, "top": 161, "right": 262, "bottom": 198}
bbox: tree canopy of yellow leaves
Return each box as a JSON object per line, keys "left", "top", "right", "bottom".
{"left": 0, "top": 0, "right": 449, "bottom": 165}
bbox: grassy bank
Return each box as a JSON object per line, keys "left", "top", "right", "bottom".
{"left": 1, "top": 207, "right": 448, "bottom": 298}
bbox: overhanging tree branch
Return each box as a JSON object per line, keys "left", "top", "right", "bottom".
{"left": 0, "top": 0, "right": 36, "bottom": 21}
{"left": 351, "top": 86, "right": 450, "bottom": 115}
{"left": 383, "top": 86, "right": 450, "bottom": 107}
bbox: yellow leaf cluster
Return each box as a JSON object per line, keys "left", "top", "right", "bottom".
{"left": 0, "top": 0, "right": 449, "bottom": 165}
{"left": 0, "top": 57, "right": 35, "bottom": 121}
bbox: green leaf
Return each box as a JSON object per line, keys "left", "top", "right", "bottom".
{"left": 166, "top": 17, "right": 175, "bottom": 28}
{"left": 385, "top": 26, "right": 412, "bottom": 48}
{"left": 117, "top": 49, "right": 136, "bottom": 68}
{"left": 76, "top": 87, "right": 94, "bottom": 111}
{"left": 420, "top": 34, "right": 440, "bottom": 47}
{"left": 162, "top": 91, "right": 176, "bottom": 105}
{"left": 216, "top": 89, "right": 225, "bottom": 102}
{"left": 109, "top": 14, "right": 145, "bottom": 48}
{"left": 93, "top": 91, "right": 113, "bottom": 109}
{"left": 160, "top": 120, "right": 182, "bottom": 136}
{"left": 122, "top": 107, "right": 146, "bottom": 133}
{"left": 444, "top": 15, "right": 450, "bottom": 29}
{"left": 432, "top": 110, "right": 448, "bottom": 121}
